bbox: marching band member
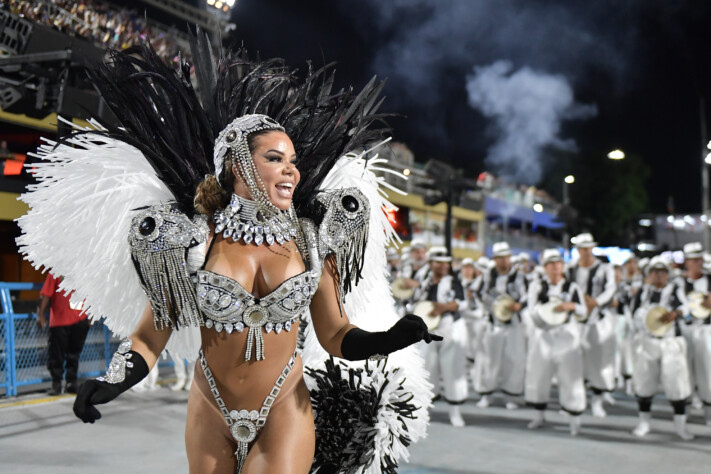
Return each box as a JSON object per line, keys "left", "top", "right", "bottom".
{"left": 630, "top": 257, "right": 694, "bottom": 440}
{"left": 568, "top": 233, "right": 617, "bottom": 417}
{"left": 623, "top": 255, "right": 644, "bottom": 298}
{"left": 638, "top": 258, "right": 651, "bottom": 284}
{"left": 459, "top": 258, "right": 479, "bottom": 362}
{"left": 476, "top": 256, "right": 491, "bottom": 274}
{"left": 386, "top": 247, "right": 401, "bottom": 284}
{"left": 400, "top": 240, "right": 430, "bottom": 288}
{"left": 613, "top": 263, "right": 635, "bottom": 395}
{"left": 459, "top": 258, "right": 478, "bottom": 290}
{"left": 473, "top": 242, "right": 527, "bottom": 410}
{"left": 676, "top": 242, "right": 711, "bottom": 424}
{"left": 415, "top": 247, "right": 469, "bottom": 427}
{"left": 525, "top": 249, "right": 586, "bottom": 435}
{"left": 466, "top": 257, "right": 492, "bottom": 364}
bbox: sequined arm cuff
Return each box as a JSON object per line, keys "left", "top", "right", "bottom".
{"left": 97, "top": 339, "right": 149, "bottom": 386}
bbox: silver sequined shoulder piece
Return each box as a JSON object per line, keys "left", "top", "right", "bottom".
{"left": 128, "top": 204, "right": 209, "bottom": 253}
{"left": 315, "top": 188, "right": 370, "bottom": 258}
{"left": 128, "top": 204, "right": 208, "bottom": 329}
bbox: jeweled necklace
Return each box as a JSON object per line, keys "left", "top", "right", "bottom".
{"left": 213, "top": 193, "right": 299, "bottom": 246}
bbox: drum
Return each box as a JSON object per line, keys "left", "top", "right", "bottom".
{"left": 391, "top": 277, "right": 415, "bottom": 300}
{"left": 492, "top": 294, "right": 514, "bottom": 323}
{"left": 687, "top": 291, "right": 711, "bottom": 320}
{"left": 534, "top": 296, "right": 569, "bottom": 327}
{"left": 412, "top": 301, "right": 441, "bottom": 331}
{"left": 645, "top": 306, "right": 674, "bottom": 337}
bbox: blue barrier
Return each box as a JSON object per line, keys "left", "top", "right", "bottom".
{"left": 0, "top": 281, "right": 173, "bottom": 397}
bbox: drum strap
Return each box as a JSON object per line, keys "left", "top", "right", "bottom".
{"left": 685, "top": 275, "right": 711, "bottom": 294}
{"left": 486, "top": 268, "right": 518, "bottom": 294}
{"left": 426, "top": 277, "right": 462, "bottom": 321}
{"left": 537, "top": 279, "right": 574, "bottom": 304}
{"left": 538, "top": 280, "right": 549, "bottom": 303}
{"left": 586, "top": 264, "right": 600, "bottom": 296}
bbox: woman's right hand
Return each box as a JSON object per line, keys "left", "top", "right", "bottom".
{"left": 73, "top": 348, "right": 149, "bottom": 423}
{"left": 73, "top": 380, "right": 118, "bottom": 423}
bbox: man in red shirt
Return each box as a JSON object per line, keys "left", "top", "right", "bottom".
{"left": 36, "top": 274, "right": 90, "bottom": 395}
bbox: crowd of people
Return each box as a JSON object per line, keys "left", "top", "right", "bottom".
{"left": 388, "top": 234, "right": 711, "bottom": 439}
{"left": 6, "top": 0, "right": 186, "bottom": 61}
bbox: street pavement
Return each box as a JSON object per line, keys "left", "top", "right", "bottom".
{"left": 1, "top": 385, "right": 709, "bottom": 473}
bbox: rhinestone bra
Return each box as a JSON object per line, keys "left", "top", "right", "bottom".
{"left": 196, "top": 265, "right": 319, "bottom": 361}
{"left": 197, "top": 269, "right": 319, "bottom": 331}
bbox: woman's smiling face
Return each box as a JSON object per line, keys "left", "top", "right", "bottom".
{"left": 233, "top": 130, "right": 300, "bottom": 211}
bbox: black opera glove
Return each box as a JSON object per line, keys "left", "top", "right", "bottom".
{"left": 73, "top": 340, "right": 149, "bottom": 424}
{"left": 340, "top": 314, "right": 443, "bottom": 361}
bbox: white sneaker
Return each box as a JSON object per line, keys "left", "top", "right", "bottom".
{"left": 569, "top": 416, "right": 581, "bottom": 436}
{"left": 476, "top": 395, "right": 490, "bottom": 408}
{"left": 448, "top": 405, "right": 465, "bottom": 428}
{"left": 602, "top": 392, "right": 616, "bottom": 406}
{"left": 625, "top": 379, "right": 634, "bottom": 397}
{"left": 528, "top": 411, "right": 545, "bottom": 430}
{"left": 632, "top": 413, "right": 651, "bottom": 437}
{"left": 170, "top": 378, "right": 186, "bottom": 391}
{"left": 691, "top": 395, "right": 703, "bottom": 410}
{"left": 505, "top": 401, "right": 519, "bottom": 410}
{"left": 591, "top": 396, "right": 607, "bottom": 418}
{"left": 674, "top": 414, "right": 695, "bottom": 441}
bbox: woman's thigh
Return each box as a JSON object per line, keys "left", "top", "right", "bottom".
{"left": 242, "top": 374, "right": 315, "bottom": 473}
{"left": 185, "top": 363, "right": 237, "bottom": 474}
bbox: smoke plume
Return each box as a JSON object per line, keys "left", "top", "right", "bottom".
{"left": 336, "top": 0, "right": 645, "bottom": 180}
{"left": 466, "top": 61, "right": 597, "bottom": 184}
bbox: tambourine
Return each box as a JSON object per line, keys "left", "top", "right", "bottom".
{"left": 412, "top": 301, "right": 441, "bottom": 331}
{"left": 645, "top": 306, "right": 674, "bottom": 337}
{"left": 492, "top": 294, "right": 514, "bottom": 323}
{"left": 687, "top": 291, "right": 711, "bottom": 320}
{"left": 391, "top": 278, "right": 415, "bottom": 300}
{"left": 533, "top": 296, "right": 569, "bottom": 327}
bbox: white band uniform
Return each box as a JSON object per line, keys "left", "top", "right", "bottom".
{"left": 569, "top": 261, "right": 618, "bottom": 392}
{"left": 631, "top": 281, "right": 692, "bottom": 401}
{"left": 525, "top": 277, "right": 587, "bottom": 414}
{"left": 472, "top": 266, "right": 527, "bottom": 396}
{"left": 416, "top": 274, "right": 469, "bottom": 404}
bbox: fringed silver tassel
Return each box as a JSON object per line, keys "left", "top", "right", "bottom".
{"left": 235, "top": 442, "right": 249, "bottom": 473}
{"left": 135, "top": 248, "right": 202, "bottom": 330}
{"left": 335, "top": 222, "right": 369, "bottom": 305}
{"left": 244, "top": 326, "right": 265, "bottom": 361}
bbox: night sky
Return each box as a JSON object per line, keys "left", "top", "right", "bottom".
{"left": 227, "top": 0, "right": 711, "bottom": 215}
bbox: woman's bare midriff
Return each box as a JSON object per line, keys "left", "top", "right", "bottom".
{"left": 200, "top": 235, "right": 307, "bottom": 411}
{"left": 200, "top": 327, "right": 300, "bottom": 410}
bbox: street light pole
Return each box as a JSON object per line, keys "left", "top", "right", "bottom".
{"left": 701, "top": 96, "right": 710, "bottom": 250}
{"left": 563, "top": 175, "right": 574, "bottom": 250}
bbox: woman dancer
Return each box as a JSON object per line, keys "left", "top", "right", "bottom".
{"left": 19, "top": 37, "right": 438, "bottom": 473}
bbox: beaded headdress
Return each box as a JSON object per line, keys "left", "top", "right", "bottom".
{"left": 213, "top": 114, "right": 284, "bottom": 190}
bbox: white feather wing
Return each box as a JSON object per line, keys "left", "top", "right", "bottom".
{"left": 301, "top": 149, "right": 434, "bottom": 473}
{"left": 16, "top": 123, "right": 200, "bottom": 359}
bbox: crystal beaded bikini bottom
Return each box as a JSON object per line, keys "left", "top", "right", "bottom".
{"left": 198, "top": 349, "right": 297, "bottom": 474}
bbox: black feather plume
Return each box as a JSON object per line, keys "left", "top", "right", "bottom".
{"left": 81, "top": 31, "right": 390, "bottom": 218}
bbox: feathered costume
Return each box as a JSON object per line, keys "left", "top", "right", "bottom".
{"left": 16, "top": 34, "right": 432, "bottom": 473}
